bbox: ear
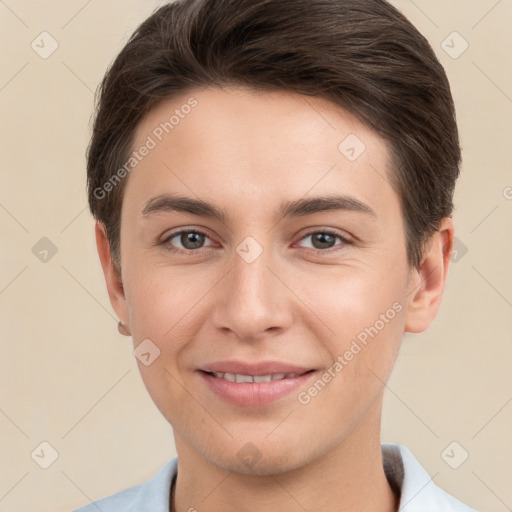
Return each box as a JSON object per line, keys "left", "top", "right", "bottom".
{"left": 95, "top": 221, "right": 131, "bottom": 335}
{"left": 404, "top": 217, "right": 454, "bottom": 333}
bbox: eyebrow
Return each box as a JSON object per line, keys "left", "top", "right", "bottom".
{"left": 141, "top": 193, "right": 377, "bottom": 222}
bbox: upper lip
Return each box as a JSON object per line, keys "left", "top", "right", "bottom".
{"left": 199, "top": 360, "right": 314, "bottom": 376}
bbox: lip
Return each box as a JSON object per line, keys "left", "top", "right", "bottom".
{"left": 196, "top": 360, "right": 317, "bottom": 408}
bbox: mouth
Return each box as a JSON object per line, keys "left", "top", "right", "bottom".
{"left": 196, "top": 367, "right": 318, "bottom": 407}
{"left": 199, "top": 369, "right": 315, "bottom": 383}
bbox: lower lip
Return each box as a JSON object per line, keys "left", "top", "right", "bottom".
{"left": 197, "top": 370, "right": 316, "bottom": 407}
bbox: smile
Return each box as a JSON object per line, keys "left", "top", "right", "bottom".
{"left": 207, "top": 371, "right": 302, "bottom": 382}
{"left": 198, "top": 369, "right": 317, "bottom": 407}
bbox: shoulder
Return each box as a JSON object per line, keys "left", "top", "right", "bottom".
{"left": 69, "top": 457, "right": 178, "bottom": 512}
{"left": 383, "top": 443, "right": 479, "bottom": 511}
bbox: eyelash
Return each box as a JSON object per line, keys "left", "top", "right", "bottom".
{"left": 159, "top": 228, "right": 353, "bottom": 255}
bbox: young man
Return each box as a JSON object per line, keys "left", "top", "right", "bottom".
{"left": 75, "top": 0, "right": 478, "bottom": 510}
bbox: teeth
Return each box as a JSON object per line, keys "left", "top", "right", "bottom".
{"left": 235, "top": 374, "right": 254, "bottom": 383}
{"left": 211, "top": 372, "right": 298, "bottom": 383}
{"left": 253, "top": 375, "right": 272, "bottom": 382}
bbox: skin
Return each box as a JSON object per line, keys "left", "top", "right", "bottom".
{"left": 96, "top": 86, "right": 454, "bottom": 512}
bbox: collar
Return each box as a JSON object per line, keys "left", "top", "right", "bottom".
{"left": 382, "top": 443, "right": 477, "bottom": 511}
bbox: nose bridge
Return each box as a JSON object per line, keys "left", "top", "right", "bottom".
{"left": 212, "top": 236, "right": 293, "bottom": 339}
{"left": 234, "top": 242, "right": 275, "bottom": 302}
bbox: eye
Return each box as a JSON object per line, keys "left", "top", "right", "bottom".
{"left": 296, "top": 229, "right": 351, "bottom": 252}
{"left": 160, "top": 229, "right": 215, "bottom": 253}
{"left": 159, "top": 228, "right": 352, "bottom": 255}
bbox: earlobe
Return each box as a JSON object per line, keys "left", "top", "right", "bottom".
{"left": 404, "top": 218, "right": 454, "bottom": 334}
{"left": 94, "top": 221, "right": 131, "bottom": 335}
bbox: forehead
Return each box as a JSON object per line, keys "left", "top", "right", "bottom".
{"left": 124, "top": 86, "right": 398, "bottom": 226}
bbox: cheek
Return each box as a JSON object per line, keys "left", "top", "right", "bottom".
{"left": 123, "top": 268, "right": 202, "bottom": 422}
{"left": 297, "top": 296, "right": 405, "bottom": 442}
{"left": 315, "top": 262, "right": 405, "bottom": 335}
{"left": 308, "top": 266, "right": 407, "bottom": 389}
{"left": 123, "top": 265, "right": 214, "bottom": 404}
{"left": 125, "top": 264, "right": 205, "bottom": 340}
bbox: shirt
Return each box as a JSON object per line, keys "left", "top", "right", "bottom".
{"left": 71, "top": 443, "right": 478, "bottom": 511}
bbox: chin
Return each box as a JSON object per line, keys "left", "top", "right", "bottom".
{"left": 221, "top": 450, "right": 307, "bottom": 477}
{"left": 198, "top": 433, "right": 316, "bottom": 477}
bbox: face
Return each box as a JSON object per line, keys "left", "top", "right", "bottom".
{"left": 100, "top": 86, "right": 448, "bottom": 476}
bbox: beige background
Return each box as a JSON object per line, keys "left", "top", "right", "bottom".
{"left": 0, "top": 1, "right": 511, "bottom": 511}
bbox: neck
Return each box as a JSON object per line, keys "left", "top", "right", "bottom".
{"left": 170, "top": 403, "right": 398, "bottom": 512}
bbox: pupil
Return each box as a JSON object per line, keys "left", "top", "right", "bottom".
{"left": 314, "top": 233, "right": 334, "bottom": 249}
{"left": 183, "top": 232, "right": 203, "bottom": 249}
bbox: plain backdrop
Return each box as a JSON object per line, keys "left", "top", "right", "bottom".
{"left": 0, "top": 1, "right": 511, "bottom": 511}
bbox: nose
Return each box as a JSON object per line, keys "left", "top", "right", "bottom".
{"left": 210, "top": 240, "right": 294, "bottom": 342}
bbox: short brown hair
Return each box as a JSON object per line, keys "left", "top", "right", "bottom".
{"left": 87, "top": 0, "right": 461, "bottom": 272}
